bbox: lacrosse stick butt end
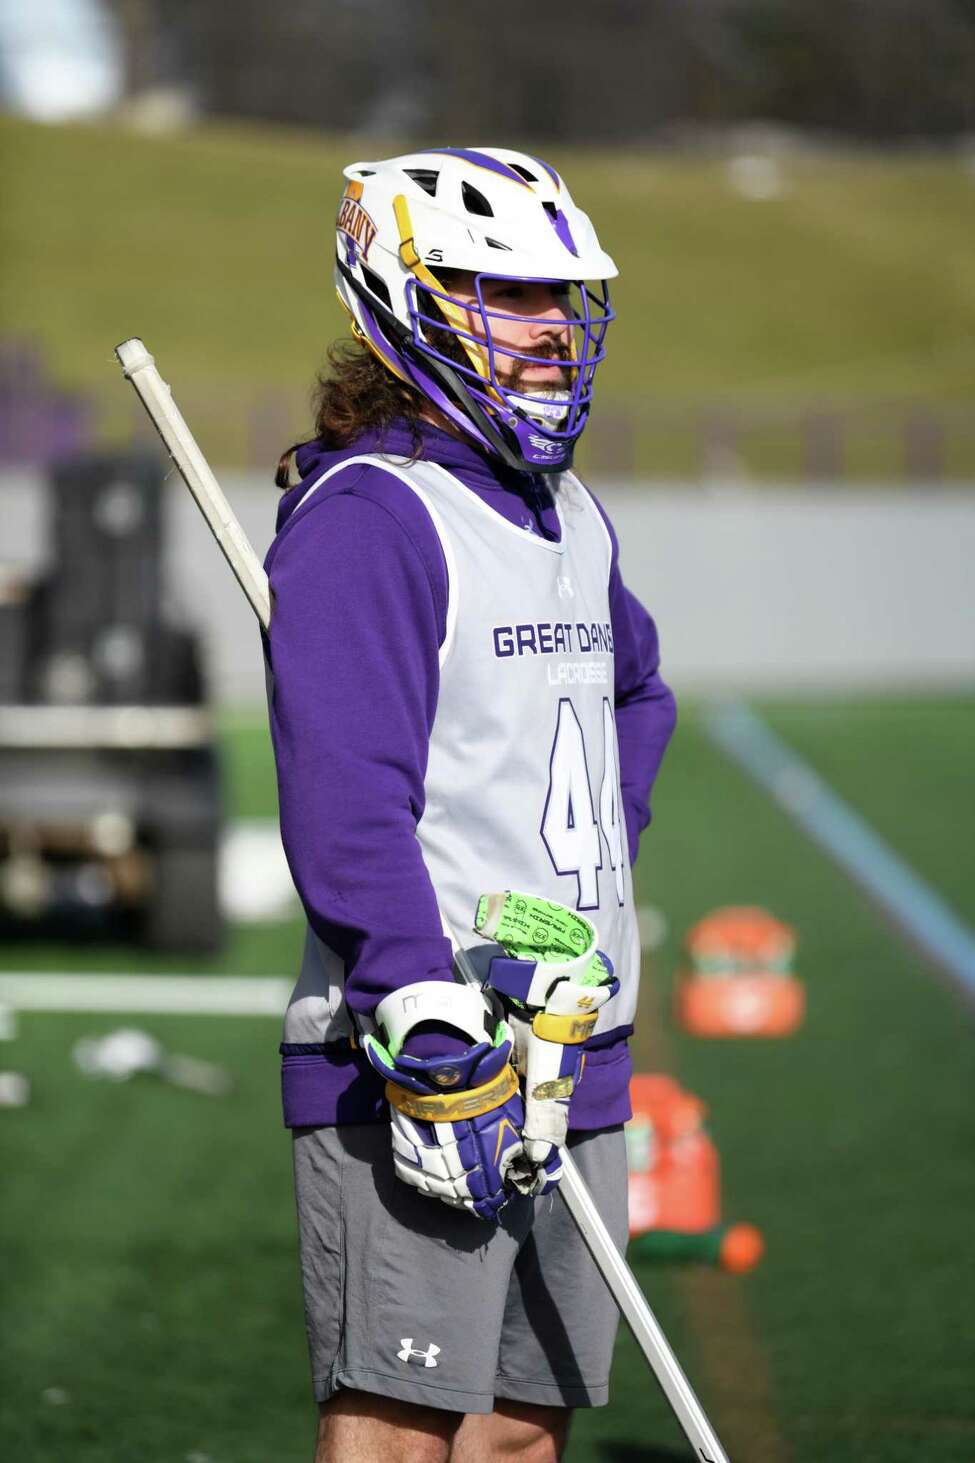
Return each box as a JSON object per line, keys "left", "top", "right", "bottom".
{"left": 115, "top": 338, "right": 154, "bottom": 378}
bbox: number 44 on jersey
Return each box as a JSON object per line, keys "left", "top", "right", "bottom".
{"left": 542, "top": 697, "right": 626, "bottom": 912}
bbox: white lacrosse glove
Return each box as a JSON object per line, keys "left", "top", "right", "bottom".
{"left": 474, "top": 892, "right": 620, "bottom": 1197}
{"left": 361, "top": 981, "right": 526, "bottom": 1221}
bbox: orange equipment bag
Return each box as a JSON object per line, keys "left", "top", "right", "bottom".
{"left": 675, "top": 905, "right": 805, "bottom": 1037}
{"left": 625, "top": 1072, "right": 764, "bottom": 1272}
{"left": 625, "top": 1073, "right": 720, "bottom": 1235}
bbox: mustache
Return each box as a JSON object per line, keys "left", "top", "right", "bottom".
{"left": 503, "top": 340, "right": 573, "bottom": 390}
{"left": 520, "top": 340, "right": 572, "bottom": 362}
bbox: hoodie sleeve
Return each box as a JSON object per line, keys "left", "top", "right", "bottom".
{"left": 588, "top": 492, "right": 678, "bottom": 865}
{"left": 263, "top": 467, "right": 455, "bottom": 1021}
{"left": 612, "top": 572, "right": 678, "bottom": 864}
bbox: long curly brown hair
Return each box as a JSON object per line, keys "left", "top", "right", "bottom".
{"left": 273, "top": 267, "right": 493, "bottom": 491}
{"left": 275, "top": 340, "right": 429, "bottom": 489}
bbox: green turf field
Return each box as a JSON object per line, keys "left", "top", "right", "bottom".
{"left": 3, "top": 115, "right": 974, "bottom": 477}
{"left": 1, "top": 695, "right": 973, "bottom": 1462}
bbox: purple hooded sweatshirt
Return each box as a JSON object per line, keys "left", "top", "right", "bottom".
{"left": 263, "top": 418, "right": 676, "bottom": 1130}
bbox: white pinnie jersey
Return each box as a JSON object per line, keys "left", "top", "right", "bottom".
{"left": 284, "top": 457, "right": 640, "bottom": 1044}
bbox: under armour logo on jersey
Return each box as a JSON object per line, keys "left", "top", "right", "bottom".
{"left": 397, "top": 1338, "right": 441, "bottom": 1368}
{"left": 556, "top": 575, "right": 574, "bottom": 598}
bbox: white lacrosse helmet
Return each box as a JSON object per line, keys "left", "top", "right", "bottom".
{"left": 333, "top": 146, "right": 618, "bottom": 473}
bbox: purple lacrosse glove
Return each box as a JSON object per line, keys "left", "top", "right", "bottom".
{"left": 361, "top": 981, "right": 527, "bottom": 1221}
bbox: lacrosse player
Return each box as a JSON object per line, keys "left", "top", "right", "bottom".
{"left": 263, "top": 147, "right": 677, "bottom": 1463}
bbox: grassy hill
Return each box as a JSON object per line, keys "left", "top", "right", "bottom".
{"left": 2, "top": 116, "right": 974, "bottom": 475}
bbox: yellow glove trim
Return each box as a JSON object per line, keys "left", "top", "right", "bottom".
{"left": 493, "top": 1115, "right": 522, "bottom": 1164}
{"left": 531, "top": 1010, "right": 598, "bottom": 1044}
{"left": 386, "top": 1062, "right": 519, "bottom": 1122}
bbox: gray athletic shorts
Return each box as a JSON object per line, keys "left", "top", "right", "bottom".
{"left": 292, "top": 1122, "right": 628, "bottom": 1414}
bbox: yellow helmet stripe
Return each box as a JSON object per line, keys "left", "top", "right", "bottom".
{"left": 391, "top": 193, "right": 494, "bottom": 387}
{"left": 392, "top": 194, "right": 441, "bottom": 288}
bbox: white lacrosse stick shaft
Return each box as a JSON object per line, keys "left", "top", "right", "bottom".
{"left": 442, "top": 923, "right": 731, "bottom": 1463}
{"left": 116, "top": 338, "right": 271, "bottom": 632}
{"left": 114, "top": 337, "right": 731, "bottom": 1463}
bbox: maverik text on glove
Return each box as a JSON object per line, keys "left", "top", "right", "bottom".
{"left": 361, "top": 980, "right": 528, "bottom": 1221}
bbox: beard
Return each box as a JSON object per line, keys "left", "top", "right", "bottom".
{"left": 423, "top": 322, "right": 574, "bottom": 426}
{"left": 501, "top": 343, "right": 573, "bottom": 426}
{"left": 500, "top": 340, "right": 573, "bottom": 393}
{"left": 426, "top": 320, "right": 572, "bottom": 388}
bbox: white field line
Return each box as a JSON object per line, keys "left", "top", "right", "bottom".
{"left": 0, "top": 903, "right": 667, "bottom": 1020}
{"left": 704, "top": 700, "right": 975, "bottom": 1003}
{"left": 636, "top": 904, "right": 668, "bottom": 951}
{"left": 0, "top": 974, "right": 290, "bottom": 1016}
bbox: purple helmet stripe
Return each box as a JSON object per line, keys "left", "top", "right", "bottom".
{"left": 423, "top": 148, "right": 531, "bottom": 187}
{"left": 527, "top": 154, "right": 562, "bottom": 191}
{"left": 355, "top": 300, "right": 412, "bottom": 384}
{"left": 353, "top": 292, "right": 509, "bottom": 458}
{"left": 406, "top": 356, "right": 497, "bottom": 454}
{"left": 547, "top": 207, "right": 579, "bottom": 258}
{"left": 356, "top": 301, "right": 496, "bottom": 452}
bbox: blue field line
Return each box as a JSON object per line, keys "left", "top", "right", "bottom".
{"left": 703, "top": 700, "right": 975, "bottom": 1002}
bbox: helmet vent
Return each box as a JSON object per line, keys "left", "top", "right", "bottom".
{"left": 404, "top": 168, "right": 439, "bottom": 197}
{"left": 542, "top": 201, "right": 558, "bottom": 220}
{"left": 360, "top": 263, "right": 392, "bottom": 310}
{"left": 508, "top": 163, "right": 538, "bottom": 183}
{"left": 485, "top": 237, "right": 512, "bottom": 250}
{"left": 356, "top": 170, "right": 375, "bottom": 176}
{"left": 461, "top": 181, "right": 494, "bottom": 217}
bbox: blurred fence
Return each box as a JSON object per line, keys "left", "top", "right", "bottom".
{"left": 4, "top": 469, "right": 974, "bottom": 702}
{"left": 101, "top": 0, "right": 975, "bottom": 143}
{"left": 3, "top": 338, "right": 974, "bottom": 484}
{"left": 574, "top": 399, "right": 975, "bottom": 483}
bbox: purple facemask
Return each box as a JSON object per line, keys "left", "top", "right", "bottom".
{"left": 351, "top": 269, "right": 613, "bottom": 472}
{"left": 406, "top": 274, "right": 614, "bottom": 471}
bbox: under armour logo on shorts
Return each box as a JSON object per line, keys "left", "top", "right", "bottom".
{"left": 397, "top": 1337, "right": 441, "bottom": 1368}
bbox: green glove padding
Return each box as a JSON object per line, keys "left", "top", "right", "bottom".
{"left": 474, "top": 891, "right": 611, "bottom": 995}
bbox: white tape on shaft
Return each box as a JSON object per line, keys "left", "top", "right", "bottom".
{"left": 115, "top": 338, "right": 272, "bottom": 632}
